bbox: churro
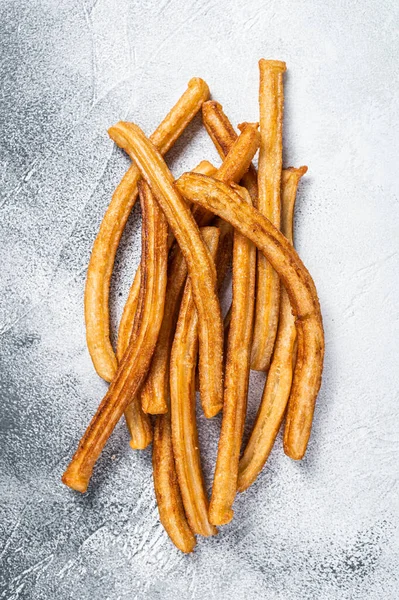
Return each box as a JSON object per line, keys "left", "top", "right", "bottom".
{"left": 238, "top": 166, "right": 307, "bottom": 490}
{"left": 209, "top": 185, "right": 256, "bottom": 525}
{"left": 62, "top": 178, "right": 168, "bottom": 492}
{"left": 170, "top": 227, "right": 219, "bottom": 537}
{"left": 153, "top": 413, "right": 196, "bottom": 553}
{"left": 108, "top": 122, "right": 224, "bottom": 419}
{"left": 251, "top": 60, "right": 286, "bottom": 371}
{"left": 86, "top": 78, "right": 209, "bottom": 382}
{"left": 175, "top": 173, "right": 324, "bottom": 460}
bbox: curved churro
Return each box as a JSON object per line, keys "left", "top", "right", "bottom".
{"left": 62, "top": 178, "right": 168, "bottom": 492}
{"left": 171, "top": 227, "right": 219, "bottom": 537}
{"left": 108, "top": 122, "right": 224, "bottom": 419}
{"left": 209, "top": 186, "right": 256, "bottom": 525}
{"left": 175, "top": 173, "right": 324, "bottom": 460}
{"left": 238, "top": 166, "right": 307, "bottom": 491}
{"left": 140, "top": 162, "right": 217, "bottom": 415}
{"left": 117, "top": 162, "right": 216, "bottom": 386}
{"left": 86, "top": 77, "right": 209, "bottom": 382}
{"left": 251, "top": 59, "right": 286, "bottom": 371}
{"left": 202, "top": 101, "right": 258, "bottom": 203}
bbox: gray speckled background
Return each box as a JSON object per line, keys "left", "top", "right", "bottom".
{"left": 1, "top": 0, "right": 398, "bottom": 598}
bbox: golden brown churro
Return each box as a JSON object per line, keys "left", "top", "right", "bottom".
{"left": 238, "top": 166, "right": 307, "bottom": 491}
{"left": 140, "top": 162, "right": 217, "bottom": 415}
{"left": 175, "top": 173, "right": 324, "bottom": 460}
{"left": 140, "top": 125, "right": 259, "bottom": 416}
{"left": 170, "top": 227, "right": 219, "bottom": 537}
{"left": 209, "top": 186, "right": 256, "bottom": 525}
{"left": 109, "top": 122, "right": 259, "bottom": 420}
{"left": 108, "top": 122, "right": 224, "bottom": 419}
{"left": 153, "top": 413, "right": 196, "bottom": 553}
{"left": 117, "top": 160, "right": 217, "bottom": 364}
{"left": 251, "top": 59, "right": 286, "bottom": 371}
{"left": 62, "top": 179, "right": 168, "bottom": 492}
{"left": 202, "top": 101, "right": 258, "bottom": 203}
{"left": 86, "top": 78, "right": 209, "bottom": 382}
{"left": 152, "top": 224, "right": 224, "bottom": 551}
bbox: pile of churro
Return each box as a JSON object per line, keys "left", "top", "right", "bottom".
{"left": 62, "top": 60, "right": 325, "bottom": 553}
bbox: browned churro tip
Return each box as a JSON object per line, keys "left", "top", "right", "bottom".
{"left": 284, "top": 165, "right": 308, "bottom": 177}
{"left": 202, "top": 99, "right": 223, "bottom": 110}
{"left": 259, "top": 58, "right": 287, "bottom": 72}
{"left": 237, "top": 121, "right": 259, "bottom": 131}
{"left": 188, "top": 76, "right": 210, "bottom": 94}
{"left": 62, "top": 468, "right": 89, "bottom": 494}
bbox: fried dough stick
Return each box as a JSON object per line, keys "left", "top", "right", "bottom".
{"left": 117, "top": 161, "right": 216, "bottom": 363}
{"left": 152, "top": 223, "right": 228, "bottom": 550}
{"left": 251, "top": 59, "right": 286, "bottom": 371}
{"left": 170, "top": 227, "right": 220, "bottom": 537}
{"left": 122, "top": 181, "right": 167, "bottom": 450}
{"left": 141, "top": 213, "right": 232, "bottom": 418}
{"left": 125, "top": 163, "right": 217, "bottom": 445}
{"left": 209, "top": 186, "right": 256, "bottom": 525}
{"left": 62, "top": 179, "right": 168, "bottom": 492}
{"left": 137, "top": 123, "right": 260, "bottom": 416}
{"left": 107, "top": 122, "right": 224, "bottom": 419}
{"left": 202, "top": 101, "right": 258, "bottom": 203}
{"left": 175, "top": 174, "right": 324, "bottom": 460}
{"left": 238, "top": 166, "right": 307, "bottom": 491}
{"left": 153, "top": 413, "right": 196, "bottom": 553}
{"left": 86, "top": 78, "right": 209, "bottom": 382}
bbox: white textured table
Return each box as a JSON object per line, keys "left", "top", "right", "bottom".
{"left": 0, "top": 0, "right": 398, "bottom": 598}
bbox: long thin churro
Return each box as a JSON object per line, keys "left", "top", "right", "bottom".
{"left": 62, "top": 178, "right": 168, "bottom": 492}
{"left": 86, "top": 78, "right": 209, "bottom": 382}
{"left": 175, "top": 173, "right": 324, "bottom": 460}
{"left": 209, "top": 186, "right": 256, "bottom": 525}
{"left": 171, "top": 227, "right": 219, "bottom": 537}
{"left": 107, "top": 122, "right": 224, "bottom": 419}
{"left": 238, "top": 166, "right": 307, "bottom": 491}
{"left": 153, "top": 413, "right": 196, "bottom": 553}
{"left": 140, "top": 124, "right": 259, "bottom": 416}
{"left": 140, "top": 162, "right": 217, "bottom": 415}
{"left": 251, "top": 59, "right": 286, "bottom": 371}
{"left": 117, "top": 161, "right": 216, "bottom": 369}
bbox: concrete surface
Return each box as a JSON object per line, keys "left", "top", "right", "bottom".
{"left": 0, "top": 0, "right": 398, "bottom": 598}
